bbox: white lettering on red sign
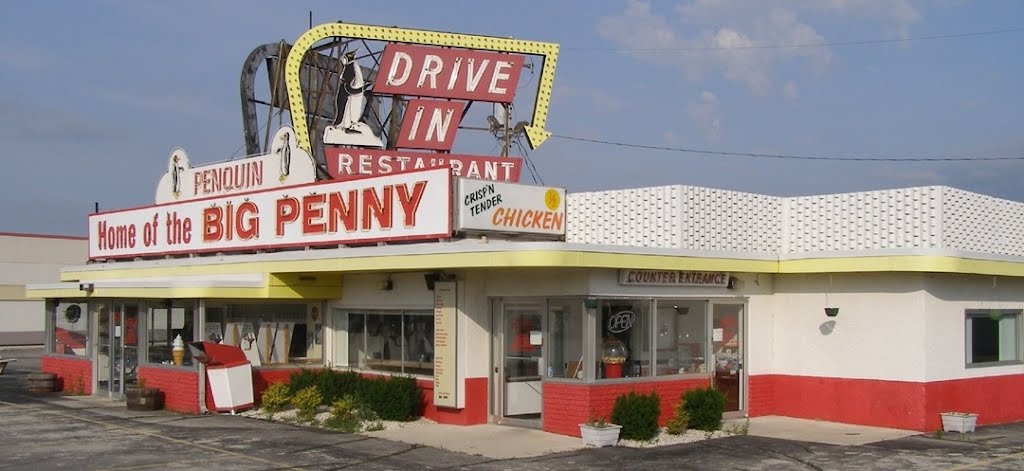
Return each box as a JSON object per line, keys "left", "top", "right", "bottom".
{"left": 375, "top": 44, "right": 524, "bottom": 103}
{"left": 397, "top": 99, "right": 466, "bottom": 151}
{"left": 325, "top": 148, "right": 522, "bottom": 182}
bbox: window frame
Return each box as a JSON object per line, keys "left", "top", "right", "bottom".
{"left": 965, "top": 309, "right": 1023, "bottom": 368}
{"left": 343, "top": 309, "right": 435, "bottom": 378}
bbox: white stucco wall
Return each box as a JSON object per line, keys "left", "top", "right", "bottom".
{"left": 770, "top": 273, "right": 927, "bottom": 381}
{"left": 923, "top": 273, "right": 1024, "bottom": 382}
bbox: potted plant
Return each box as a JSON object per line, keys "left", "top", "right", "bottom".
{"left": 125, "top": 378, "right": 164, "bottom": 411}
{"left": 940, "top": 412, "right": 978, "bottom": 433}
{"left": 579, "top": 414, "right": 621, "bottom": 447}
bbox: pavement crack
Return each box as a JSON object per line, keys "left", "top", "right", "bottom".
{"left": 285, "top": 435, "right": 373, "bottom": 454}
{"left": 321, "top": 443, "right": 423, "bottom": 470}
{"left": 758, "top": 447, "right": 824, "bottom": 471}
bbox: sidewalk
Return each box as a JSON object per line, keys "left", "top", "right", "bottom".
{"left": 731, "top": 415, "right": 920, "bottom": 446}
{"left": 364, "top": 420, "right": 587, "bottom": 459}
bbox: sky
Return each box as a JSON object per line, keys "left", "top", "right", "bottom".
{"left": 2, "top": 0, "right": 1023, "bottom": 236}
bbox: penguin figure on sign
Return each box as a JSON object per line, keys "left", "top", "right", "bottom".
{"left": 333, "top": 50, "right": 373, "bottom": 132}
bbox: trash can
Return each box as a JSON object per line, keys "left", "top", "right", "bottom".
{"left": 189, "top": 341, "right": 254, "bottom": 414}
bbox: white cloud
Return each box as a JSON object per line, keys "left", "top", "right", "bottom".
{"left": 687, "top": 90, "right": 723, "bottom": 141}
{"left": 598, "top": 1, "right": 832, "bottom": 95}
{"left": 597, "top": 0, "right": 922, "bottom": 96}
{"left": 819, "top": 0, "right": 921, "bottom": 38}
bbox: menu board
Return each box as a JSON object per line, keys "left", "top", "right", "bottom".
{"left": 433, "top": 281, "right": 458, "bottom": 408}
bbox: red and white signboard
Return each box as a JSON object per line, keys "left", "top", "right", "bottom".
{"left": 396, "top": 99, "right": 466, "bottom": 151}
{"left": 156, "top": 127, "right": 317, "bottom": 204}
{"left": 375, "top": 44, "right": 524, "bottom": 103}
{"left": 90, "top": 169, "right": 452, "bottom": 260}
{"left": 455, "top": 179, "right": 565, "bottom": 237}
{"left": 325, "top": 148, "right": 522, "bottom": 182}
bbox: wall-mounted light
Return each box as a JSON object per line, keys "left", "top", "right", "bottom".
{"left": 584, "top": 297, "right": 599, "bottom": 310}
{"left": 674, "top": 305, "right": 689, "bottom": 315}
{"left": 78, "top": 283, "right": 94, "bottom": 293}
{"left": 380, "top": 276, "right": 394, "bottom": 291}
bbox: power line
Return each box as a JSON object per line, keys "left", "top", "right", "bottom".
{"left": 551, "top": 134, "right": 1024, "bottom": 163}
{"left": 565, "top": 26, "right": 1024, "bottom": 53}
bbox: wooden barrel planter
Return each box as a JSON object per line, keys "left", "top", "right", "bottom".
{"left": 27, "top": 372, "right": 57, "bottom": 393}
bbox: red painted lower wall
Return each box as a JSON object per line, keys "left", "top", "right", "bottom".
{"left": 749, "top": 373, "right": 1024, "bottom": 432}
{"left": 138, "top": 366, "right": 199, "bottom": 414}
{"left": 543, "top": 378, "right": 711, "bottom": 437}
{"left": 924, "top": 375, "right": 1024, "bottom": 431}
{"left": 419, "top": 377, "right": 488, "bottom": 425}
{"left": 41, "top": 354, "right": 92, "bottom": 394}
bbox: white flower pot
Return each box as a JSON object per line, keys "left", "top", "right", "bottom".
{"left": 579, "top": 423, "right": 622, "bottom": 447}
{"left": 940, "top": 413, "right": 978, "bottom": 433}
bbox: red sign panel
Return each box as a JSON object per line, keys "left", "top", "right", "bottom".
{"left": 325, "top": 148, "right": 522, "bottom": 183}
{"left": 375, "top": 44, "right": 524, "bottom": 103}
{"left": 396, "top": 99, "right": 466, "bottom": 151}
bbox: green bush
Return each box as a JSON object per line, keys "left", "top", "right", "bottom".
{"left": 665, "top": 398, "right": 690, "bottom": 435}
{"left": 287, "top": 369, "right": 423, "bottom": 421}
{"left": 317, "top": 370, "right": 363, "bottom": 404}
{"left": 610, "top": 391, "right": 661, "bottom": 441}
{"left": 260, "top": 382, "right": 292, "bottom": 415}
{"left": 291, "top": 385, "right": 323, "bottom": 422}
{"left": 682, "top": 387, "right": 725, "bottom": 431}
{"left": 324, "top": 394, "right": 383, "bottom": 433}
{"left": 362, "top": 375, "right": 422, "bottom": 421}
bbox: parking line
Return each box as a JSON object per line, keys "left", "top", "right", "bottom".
{"left": 0, "top": 400, "right": 306, "bottom": 471}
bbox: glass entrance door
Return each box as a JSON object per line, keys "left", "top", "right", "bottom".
{"left": 500, "top": 304, "right": 544, "bottom": 420}
{"left": 96, "top": 302, "right": 140, "bottom": 398}
{"left": 711, "top": 303, "right": 744, "bottom": 413}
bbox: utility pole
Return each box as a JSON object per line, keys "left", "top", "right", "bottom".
{"left": 501, "top": 103, "right": 511, "bottom": 158}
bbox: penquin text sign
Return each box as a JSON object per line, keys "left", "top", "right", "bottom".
{"left": 89, "top": 169, "right": 451, "bottom": 260}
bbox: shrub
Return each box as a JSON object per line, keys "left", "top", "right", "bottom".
{"left": 665, "top": 398, "right": 690, "bottom": 435}
{"left": 288, "top": 369, "right": 321, "bottom": 396}
{"left": 610, "top": 391, "right": 661, "bottom": 441}
{"left": 317, "top": 370, "right": 363, "bottom": 405}
{"left": 362, "top": 375, "right": 422, "bottom": 421}
{"left": 286, "top": 369, "right": 423, "bottom": 421}
{"left": 261, "top": 382, "right": 292, "bottom": 415}
{"left": 291, "top": 385, "right": 323, "bottom": 422}
{"left": 682, "top": 387, "right": 725, "bottom": 431}
{"left": 324, "top": 394, "right": 383, "bottom": 433}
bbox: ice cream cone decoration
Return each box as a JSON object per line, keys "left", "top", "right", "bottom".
{"left": 172, "top": 334, "right": 185, "bottom": 366}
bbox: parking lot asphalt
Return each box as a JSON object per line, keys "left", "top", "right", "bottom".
{"left": 3, "top": 347, "right": 1024, "bottom": 470}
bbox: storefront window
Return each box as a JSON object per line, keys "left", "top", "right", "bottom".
{"left": 597, "top": 299, "right": 651, "bottom": 379}
{"left": 655, "top": 300, "right": 707, "bottom": 376}
{"left": 966, "top": 309, "right": 1021, "bottom": 366}
{"left": 146, "top": 302, "right": 195, "bottom": 366}
{"left": 205, "top": 303, "right": 322, "bottom": 366}
{"left": 51, "top": 301, "right": 89, "bottom": 356}
{"left": 547, "top": 299, "right": 584, "bottom": 380}
{"left": 346, "top": 310, "right": 433, "bottom": 376}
